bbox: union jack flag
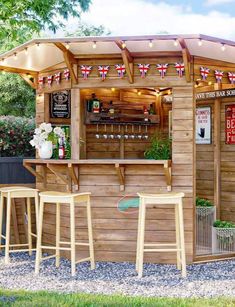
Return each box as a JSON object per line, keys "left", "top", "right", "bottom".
{"left": 54, "top": 72, "right": 61, "bottom": 84}
{"left": 98, "top": 65, "right": 109, "bottom": 81}
{"left": 81, "top": 65, "right": 92, "bottom": 80}
{"left": 115, "top": 64, "right": 126, "bottom": 78}
{"left": 156, "top": 63, "right": 168, "bottom": 79}
{"left": 215, "top": 70, "right": 223, "bottom": 82}
{"left": 47, "top": 75, "right": 53, "bottom": 87}
{"left": 38, "top": 76, "right": 44, "bottom": 88}
{"left": 64, "top": 69, "right": 70, "bottom": 81}
{"left": 175, "top": 62, "right": 184, "bottom": 78}
{"left": 228, "top": 72, "right": 235, "bottom": 84}
{"left": 138, "top": 64, "right": 150, "bottom": 78}
{"left": 200, "top": 67, "right": 210, "bottom": 81}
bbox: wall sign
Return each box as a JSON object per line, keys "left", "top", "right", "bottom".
{"left": 196, "top": 89, "right": 235, "bottom": 101}
{"left": 225, "top": 104, "right": 235, "bottom": 144}
{"left": 50, "top": 90, "right": 71, "bottom": 118}
{"left": 196, "top": 107, "right": 211, "bottom": 144}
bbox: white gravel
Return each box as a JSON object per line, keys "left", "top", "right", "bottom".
{"left": 0, "top": 252, "right": 234, "bottom": 298}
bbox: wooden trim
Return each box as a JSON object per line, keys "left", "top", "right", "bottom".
{"left": 178, "top": 38, "right": 191, "bottom": 82}
{"left": 20, "top": 73, "right": 37, "bottom": 89}
{"left": 115, "top": 163, "right": 125, "bottom": 191}
{"left": 194, "top": 253, "right": 235, "bottom": 263}
{"left": 115, "top": 40, "right": 134, "bottom": 84}
{"left": 0, "top": 65, "right": 38, "bottom": 75}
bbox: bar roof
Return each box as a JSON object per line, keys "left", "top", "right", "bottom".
{"left": 1, "top": 34, "right": 235, "bottom": 73}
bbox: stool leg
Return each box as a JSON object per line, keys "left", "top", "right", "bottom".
{"left": 34, "top": 192, "right": 39, "bottom": 233}
{"left": 56, "top": 202, "right": 60, "bottom": 268}
{"left": 87, "top": 196, "right": 95, "bottom": 270}
{"left": 70, "top": 199, "right": 76, "bottom": 276}
{"left": 27, "top": 198, "right": 32, "bottom": 256}
{"left": 0, "top": 194, "right": 4, "bottom": 251}
{"left": 135, "top": 200, "right": 142, "bottom": 272}
{"left": 35, "top": 199, "right": 44, "bottom": 275}
{"left": 5, "top": 193, "right": 11, "bottom": 264}
{"left": 178, "top": 199, "right": 186, "bottom": 278}
{"left": 175, "top": 204, "right": 181, "bottom": 270}
{"left": 138, "top": 199, "right": 146, "bottom": 278}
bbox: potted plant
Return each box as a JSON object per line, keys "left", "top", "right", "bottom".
{"left": 195, "top": 197, "right": 216, "bottom": 255}
{"left": 144, "top": 133, "right": 171, "bottom": 160}
{"left": 212, "top": 220, "right": 235, "bottom": 254}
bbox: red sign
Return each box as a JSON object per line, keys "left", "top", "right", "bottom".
{"left": 225, "top": 104, "right": 235, "bottom": 144}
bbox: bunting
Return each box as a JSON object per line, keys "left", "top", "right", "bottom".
{"left": 115, "top": 64, "right": 126, "bottom": 78}
{"left": 80, "top": 65, "right": 92, "bottom": 80}
{"left": 38, "top": 76, "right": 44, "bottom": 88}
{"left": 200, "top": 67, "right": 210, "bottom": 81}
{"left": 214, "top": 70, "right": 223, "bottom": 83}
{"left": 228, "top": 72, "right": 235, "bottom": 84}
{"left": 98, "top": 65, "right": 110, "bottom": 81}
{"left": 156, "top": 63, "right": 168, "bottom": 79}
{"left": 54, "top": 72, "right": 61, "bottom": 84}
{"left": 175, "top": 62, "right": 185, "bottom": 77}
{"left": 64, "top": 69, "right": 70, "bottom": 81}
{"left": 137, "top": 64, "right": 150, "bottom": 78}
{"left": 47, "top": 75, "right": 53, "bottom": 87}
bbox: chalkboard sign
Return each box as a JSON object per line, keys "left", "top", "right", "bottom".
{"left": 50, "top": 90, "right": 71, "bottom": 118}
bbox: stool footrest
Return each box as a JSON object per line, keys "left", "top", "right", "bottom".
{"left": 144, "top": 243, "right": 177, "bottom": 247}
{"left": 144, "top": 248, "right": 182, "bottom": 252}
{"left": 59, "top": 241, "right": 89, "bottom": 246}
{"left": 30, "top": 233, "right": 37, "bottom": 238}
{"left": 42, "top": 254, "right": 56, "bottom": 261}
{"left": 9, "top": 248, "right": 36, "bottom": 253}
{"left": 1, "top": 235, "right": 6, "bottom": 239}
{"left": 75, "top": 257, "right": 91, "bottom": 264}
{"left": 41, "top": 245, "right": 71, "bottom": 251}
{"left": 0, "top": 243, "right": 29, "bottom": 248}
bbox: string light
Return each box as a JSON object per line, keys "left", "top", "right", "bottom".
{"left": 174, "top": 39, "right": 178, "bottom": 47}
{"left": 24, "top": 47, "right": 28, "bottom": 55}
{"left": 14, "top": 53, "right": 18, "bottom": 60}
{"left": 137, "top": 91, "right": 141, "bottom": 96}
{"left": 198, "top": 39, "right": 202, "bottom": 46}
{"left": 1, "top": 58, "right": 5, "bottom": 64}
{"left": 121, "top": 41, "right": 126, "bottom": 49}
{"left": 149, "top": 40, "right": 153, "bottom": 48}
{"left": 36, "top": 42, "right": 40, "bottom": 48}
{"left": 65, "top": 42, "right": 70, "bottom": 50}
{"left": 111, "top": 87, "right": 115, "bottom": 92}
{"left": 208, "top": 81, "right": 212, "bottom": 85}
{"left": 221, "top": 43, "right": 226, "bottom": 51}
{"left": 168, "top": 90, "right": 172, "bottom": 95}
{"left": 92, "top": 41, "right": 97, "bottom": 49}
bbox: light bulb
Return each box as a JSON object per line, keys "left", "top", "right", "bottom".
{"left": 65, "top": 42, "right": 70, "bottom": 50}
{"left": 36, "top": 42, "right": 40, "bottom": 48}
{"left": 24, "top": 48, "right": 28, "bottom": 55}
{"left": 198, "top": 39, "right": 202, "bottom": 46}
{"left": 14, "top": 53, "right": 18, "bottom": 60}
{"left": 92, "top": 41, "right": 97, "bottom": 49}
{"left": 1, "top": 58, "right": 5, "bottom": 64}
{"left": 111, "top": 87, "right": 115, "bottom": 92}
{"left": 149, "top": 40, "right": 153, "bottom": 48}
{"left": 221, "top": 43, "right": 226, "bottom": 51}
{"left": 138, "top": 91, "right": 141, "bottom": 96}
{"left": 208, "top": 81, "right": 212, "bottom": 85}
{"left": 174, "top": 39, "right": 178, "bottom": 47}
{"left": 122, "top": 41, "right": 126, "bottom": 49}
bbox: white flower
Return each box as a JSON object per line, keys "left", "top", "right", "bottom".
{"left": 34, "top": 128, "right": 42, "bottom": 135}
{"left": 54, "top": 126, "right": 65, "bottom": 137}
{"left": 30, "top": 139, "right": 36, "bottom": 147}
{"left": 39, "top": 123, "right": 47, "bottom": 130}
{"left": 45, "top": 123, "right": 52, "bottom": 133}
{"left": 41, "top": 132, "right": 48, "bottom": 140}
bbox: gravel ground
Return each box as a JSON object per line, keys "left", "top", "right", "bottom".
{"left": 0, "top": 252, "right": 234, "bottom": 298}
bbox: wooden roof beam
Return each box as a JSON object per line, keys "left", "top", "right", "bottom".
{"left": 53, "top": 42, "right": 78, "bottom": 84}
{"left": 115, "top": 40, "right": 134, "bottom": 84}
{"left": 0, "top": 65, "right": 38, "bottom": 76}
{"left": 20, "top": 73, "right": 38, "bottom": 89}
{"left": 178, "top": 38, "right": 191, "bottom": 83}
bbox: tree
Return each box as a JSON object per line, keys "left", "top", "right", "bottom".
{"left": 0, "top": 0, "right": 91, "bottom": 49}
{"left": 66, "top": 22, "right": 111, "bottom": 37}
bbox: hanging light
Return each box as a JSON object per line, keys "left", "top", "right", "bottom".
{"left": 121, "top": 41, "right": 126, "bottom": 49}
{"left": 24, "top": 47, "right": 28, "bottom": 55}
{"left": 65, "top": 42, "right": 70, "bottom": 50}
{"left": 14, "top": 53, "right": 18, "bottom": 60}
{"left": 208, "top": 81, "right": 212, "bottom": 85}
{"left": 221, "top": 43, "right": 226, "bottom": 51}
{"left": 92, "top": 41, "right": 97, "bottom": 49}
{"left": 137, "top": 91, "right": 141, "bottom": 96}
{"left": 1, "top": 58, "right": 5, "bottom": 64}
{"left": 36, "top": 42, "right": 40, "bottom": 48}
{"left": 111, "top": 87, "right": 115, "bottom": 92}
{"left": 149, "top": 40, "right": 153, "bottom": 48}
{"left": 174, "top": 39, "right": 178, "bottom": 47}
{"left": 198, "top": 39, "right": 202, "bottom": 46}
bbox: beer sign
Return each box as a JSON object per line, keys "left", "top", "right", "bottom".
{"left": 225, "top": 104, "right": 235, "bottom": 144}
{"left": 196, "top": 107, "right": 211, "bottom": 144}
{"left": 50, "top": 90, "right": 71, "bottom": 118}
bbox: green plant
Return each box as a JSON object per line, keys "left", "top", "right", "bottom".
{"left": 213, "top": 220, "right": 235, "bottom": 228}
{"left": 196, "top": 197, "right": 214, "bottom": 207}
{"left": 144, "top": 134, "right": 171, "bottom": 160}
{"left": 0, "top": 116, "right": 35, "bottom": 157}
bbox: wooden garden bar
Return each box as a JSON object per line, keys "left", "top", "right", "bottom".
{"left": 1, "top": 34, "right": 235, "bottom": 263}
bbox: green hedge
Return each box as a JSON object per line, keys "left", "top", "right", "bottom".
{"left": 0, "top": 116, "right": 35, "bottom": 157}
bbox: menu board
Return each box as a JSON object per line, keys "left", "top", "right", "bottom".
{"left": 50, "top": 90, "right": 71, "bottom": 118}
{"left": 225, "top": 104, "right": 235, "bottom": 144}
{"left": 195, "top": 107, "right": 211, "bottom": 144}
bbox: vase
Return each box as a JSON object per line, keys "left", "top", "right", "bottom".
{"left": 38, "top": 141, "right": 53, "bottom": 159}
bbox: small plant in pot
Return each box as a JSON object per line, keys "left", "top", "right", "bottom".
{"left": 196, "top": 197, "right": 215, "bottom": 219}
{"left": 212, "top": 220, "right": 235, "bottom": 253}
{"left": 144, "top": 133, "right": 171, "bottom": 160}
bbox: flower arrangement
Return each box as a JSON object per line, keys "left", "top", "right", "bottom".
{"left": 30, "top": 123, "right": 65, "bottom": 149}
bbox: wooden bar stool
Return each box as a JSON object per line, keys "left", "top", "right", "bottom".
{"left": 136, "top": 192, "right": 186, "bottom": 278}
{"left": 0, "top": 186, "right": 39, "bottom": 264}
{"left": 35, "top": 191, "right": 95, "bottom": 276}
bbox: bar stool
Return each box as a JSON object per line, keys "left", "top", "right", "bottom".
{"left": 136, "top": 192, "right": 186, "bottom": 278}
{"left": 35, "top": 191, "right": 95, "bottom": 276}
{"left": 0, "top": 186, "right": 39, "bottom": 264}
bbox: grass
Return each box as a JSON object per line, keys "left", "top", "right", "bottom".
{"left": 0, "top": 290, "right": 234, "bottom": 307}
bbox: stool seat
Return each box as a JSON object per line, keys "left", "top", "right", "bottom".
{"left": 0, "top": 186, "right": 37, "bottom": 192}
{"left": 137, "top": 192, "right": 185, "bottom": 199}
{"left": 39, "top": 191, "right": 91, "bottom": 198}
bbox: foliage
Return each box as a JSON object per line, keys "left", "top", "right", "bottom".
{"left": 0, "top": 0, "right": 91, "bottom": 46}
{"left": 144, "top": 133, "right": 171, "bottom": 160}
{"left": 0, "top": 289, "right": 234, "bottom": 307}
{"left": 0, "top": 116, "right": 35, "bottom": 157}
{"left": 0, "top": 73, "right": 35, "bottom": 117}
{"left": 196, "top": 197, "right": 214, "bottom": 207}
{"left": 213, "top": 220, "right": 235, "bottom": 228}
{"left": 66, "top": 22, "right": 111, "bottom": 37}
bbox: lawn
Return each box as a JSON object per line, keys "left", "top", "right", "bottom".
{"left": 0, "top": 290, "right": 234, "bottom": 307}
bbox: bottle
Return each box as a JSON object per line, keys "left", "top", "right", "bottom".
{"left": 92, "top": 93, "right": 100, "bottom": 113}
{"left": 143, "top": 105, "right": 149, "bottom": 122}
{"left": 58, "top": 137, "right": 65, "bottom": 159}
{"left": 109, "top": 101, "right": 115, "bottom": 119}
{"left": 149, "top": 103, "right": 155, "bottom": 115}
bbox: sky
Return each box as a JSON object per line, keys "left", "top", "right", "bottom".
{"left": 61, "top": 0, "right": 235, "bottom": 40}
